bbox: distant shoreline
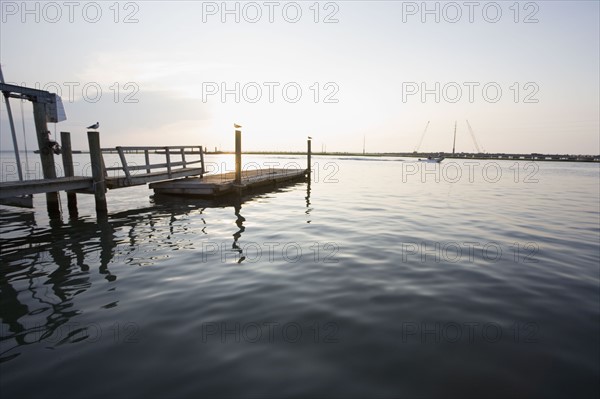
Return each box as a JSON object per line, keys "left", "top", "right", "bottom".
{"left": 210, "top": 151, "right": 600, "bottom": 162}
{"left": 1, "top": 150, "right": 598, "bottom": 162}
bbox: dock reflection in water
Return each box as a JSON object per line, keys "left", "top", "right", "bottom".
{"left": 0, "top": 178, "right": 309, "bottom": 365}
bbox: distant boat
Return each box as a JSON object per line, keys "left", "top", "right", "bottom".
{"left": 413, "top": 121, "right": 456, "bottom": 163}
{"left": 418, "top": 155, "right": 445, "bottom": 163}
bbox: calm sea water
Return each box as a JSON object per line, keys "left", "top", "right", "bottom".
{"left": 1, "top": 153, "right": 599, "bottom": 398}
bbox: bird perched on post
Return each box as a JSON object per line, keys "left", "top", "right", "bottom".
{"left": 234, "top": 123, "right": 242, "bottom": 129}
{"left": 87, "top": 122, "right": 99, "bottom": 130}
{"left": 308, "top": 136, "right": 313, "bottom": 140}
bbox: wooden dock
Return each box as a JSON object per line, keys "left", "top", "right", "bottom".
{"left": 0, "top": 135, "right": 207, "bottom": 214}
{"left": 1, "top": 80, "right": 312, "bottom": 216}
{"left": 150, "top": 168, "right": 307, "bottom": 196}
{"left": 0, "top": 142, "right": 206, "bottom": 195}
{"left": 0, "top": 128, "right": 311, "bottom": 215}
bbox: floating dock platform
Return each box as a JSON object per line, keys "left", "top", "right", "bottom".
{"left": 150, "top": 168, "right": 307, "bottom": 196}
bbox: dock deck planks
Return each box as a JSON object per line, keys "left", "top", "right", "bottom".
{"left": 105, "top": 167, "right": 204, "bottom": 189}
{"left": 150, "top": 168, "right": 307, "bottom": 196}
{"left": 0, "top": 176, "right": 93, "bottom": 198}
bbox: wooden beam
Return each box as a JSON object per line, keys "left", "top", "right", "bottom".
{"left": 235, "top": 130, "right": 241, "bottom": 184}
{"left": 199, "top": 146, "right": 205, "bottom": 178}
{"left": 32, "top": 101, "right": 59, "bottom": 215}
{"left": 88, "top": 131, "right": 107, "bottom": 214}
{"left": 0, "top": 176, "right": 92, "bottom": 198}
{"left": 144, "top": 149, "right": 151, "bottom": 173}
{"left": 105, "top": 167, "right": 204, "bottom": 189}
{"left": 116, "top": 146, "right": 132, "bottom": 184}
{"left": 101, "top": 145, "right": 201, "bottom": 151}
{"left": 104, "top": 159, "right": 202, "bottom": 172}
{"left": 181, "top": 148, "right": 187, "bottom": 168}
{"left": 165, "top": 147, "right": 171, "bottom": 178}
{"left": 307, "top": 138, "right": 311, "bottom": 175}
{"left": 60, "top": 131, "right": 77, "bottom": 214}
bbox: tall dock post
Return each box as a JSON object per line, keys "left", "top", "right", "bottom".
{"left": 87, "top": 131, "right": 107, "bottom": 214}
{"left": 307, "top": 137, "right": 312, "bottom": 175}
{"left": 235, "top": 128, "right": 242, "bottom": 184}
{"left": 32, "top": 102, "right": 60, "bottom": 215}
{"left": 60, "top": 132, "right": 78, "bottom": 215}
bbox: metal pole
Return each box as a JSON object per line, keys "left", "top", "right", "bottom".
{"left": 452, "top": 121, "right": 457, "bottom": 155}
{"left": 0, "top": 66, "right": 23, "bottom": 181}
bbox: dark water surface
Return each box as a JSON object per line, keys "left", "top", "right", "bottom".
{"left": 1, "top": 155, "right": 599, "bottom": 398}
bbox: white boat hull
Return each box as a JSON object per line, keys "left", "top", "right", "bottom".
{"left": 418, "top": 157, "right": 444, "bottom": 163}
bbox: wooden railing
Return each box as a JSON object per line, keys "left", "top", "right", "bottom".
{"left": 100, "top": 146, "right": 205, "bottom": 188}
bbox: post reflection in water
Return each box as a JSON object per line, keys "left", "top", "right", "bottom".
{"left": 232, "top": 200, "right": 246, "bottom": 263}
{"left": 0, "top": 210, "right": 116, "bottom": 362}
{"left": 305, "top": 176, "right": 312, "bottom": 223}
{"left": 0, "top": 178, "right": 310, "bottom": 362}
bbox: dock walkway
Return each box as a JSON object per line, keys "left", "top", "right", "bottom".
{"left": 0, "top": 144, "right": 205, "bottom": 198}
{"left": 0, "top": 176, "right": 93, "bottom": 198}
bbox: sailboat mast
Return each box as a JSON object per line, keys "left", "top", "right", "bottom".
{"left": 452, "top": 121, "right": 457, "bottom": 155}
{"left": 363, "top": 135, "right": 365, "bottom": 155}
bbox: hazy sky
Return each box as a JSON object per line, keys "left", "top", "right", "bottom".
{"left": 1, "top": 0, "right": 599, "bottom": 153}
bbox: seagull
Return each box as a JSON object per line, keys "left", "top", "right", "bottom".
{"left": 234, "top": 123, "right": 242, "bottom": 129}
{"left": 308, "top": 136, "right": 313, "bottom": 140}
{"left": 87, "top": 122, "right": 99, "bottom": 130}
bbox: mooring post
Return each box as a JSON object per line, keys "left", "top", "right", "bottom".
{"left": 60, "top": 131, "right": 77, "bottom": 214}
{"left": 32, "top": 102, "right": 60, "bottom": 215}
{"left": 87, "top": 131, "right": 107, "bottom": 214}
{"left": 144, "top": 149, "right": 151, "bottom": 174}
{"left": 235, "top": 128, "right": 242, "bottom": 184}
{"left": 307, "top": 137, "right": 312, "bottom": 175}
{"left": 165, "top": 147, "right": 172, "bottom": 178}
{"left": 199, "top": 146, "right": 205, "bottom": 178}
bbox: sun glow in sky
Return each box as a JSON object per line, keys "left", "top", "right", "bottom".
{"left": 1, "top": 1, "right": 599, "bottom": 154}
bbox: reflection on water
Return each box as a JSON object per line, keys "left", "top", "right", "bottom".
{"left": 0, "top": 178, "right": 309, "bottom": 365}
{"left": 232, "top": 202, "right": 246, "bottom": 263}
{"left": 1, "top": 157, "right": 598, "bottom": 398}
{"left": 305, "top": 177, "right": 312, "bottom": 223}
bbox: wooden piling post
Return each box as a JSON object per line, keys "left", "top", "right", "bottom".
{"left": 235, "top": 129, "right": 242, "bottom": 184}
{"left": 144, "top": 149, "right": 151, "bottom": 174}
{"left": 307, "top": 138, "right": 312, "bottom": 175}
{"left": 87, "top": 131, "right": 107, "bottom": 214}
{"left": 32, "top": 102, "right": 60, "bottom": 215}
{"left": 199, "top": 146, "right": 205, "bottom": 178}
{"left": 60, "top": 131, "right": 77, "bottom": 214}
{"left": 165, "top": 147, "right": 172, "bottom": 178}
